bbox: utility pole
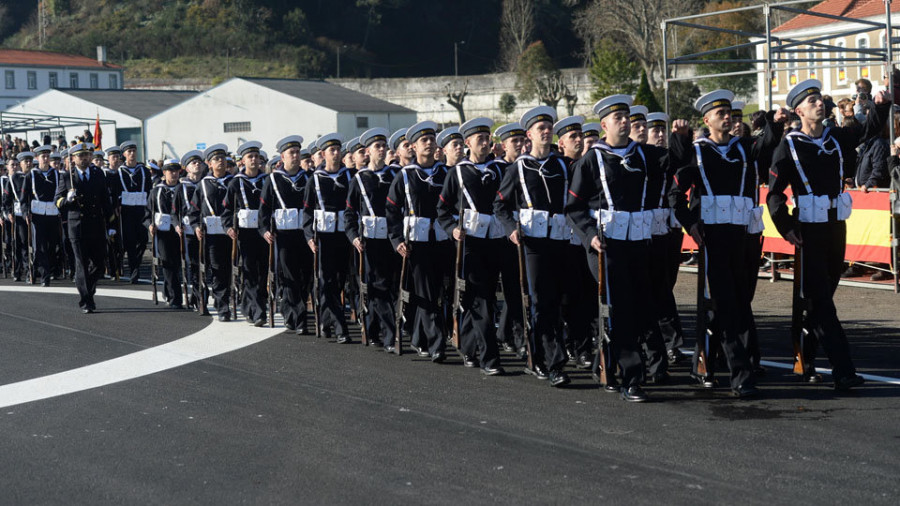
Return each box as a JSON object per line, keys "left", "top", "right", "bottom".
{"left": 337, "top": 46, "right": 341, "bottom": 78}
{"left": 454, "top": 41, "right": 466, "bottom": 77}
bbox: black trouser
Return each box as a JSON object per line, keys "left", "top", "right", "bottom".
{"left": 362, "top": 238, "right": 399, "bottom": 348}
{"left": 497, "top": 240, "right": 524, "bottom": 350}
{"left": 275, "top": 230, "right": 310, "bottom": 330}
{"left": 70, "top": 217, "right": 107, "bottom": 310}
{"left": 405, "top": 240, "right": 451, "bottom": 357}
{"left": 697, "top": 225, "right": 754, "bottom": 390}
{"left": 317, "top": 233, "right": 350, "bottom": 337}
{"left": 181, "top": 233, "right": 201, "bottom": 308}
{"left": 590, "top": 239, "right": 660, "bottom": 388}
{"left": 562, "top": 243, "right": 596, "bottom": 359}
{"left": 458, "top": 238, "right": 502, "bottom": 369}
{"left": 205, "top": 234, "right": 232, "bottom": 315}
{"left": 522, "top": 237, "right": 568, "bottom": 373}
{"left": 154, "top": 230, "right": 182, "bottom": 305}
{"left": 33, "top": 214, "right": 61, "bottom": 284}
{"left": 1, "top": 218, "right": 12, "bottom": 274}
{"left": 238, "top": 230, "right": 268, "bottom": 323}
{"left": 655, "top": 229, "right": 685, "bottom": 352}
{"left": 346, "top": 246, "right": 360, "bottom": 317}
{"left": 798, "top": 221, "right": 857, "bottom": 380}
{"left": 744, "top": 232, "right": 763, "bottom": 367}
{"left": 121, "top": 205, "right": 148, "bottom": 280}
{"left": 11, "top": 215, "right": 28, "bottom": 280}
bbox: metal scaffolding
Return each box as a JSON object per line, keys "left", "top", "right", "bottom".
{"left": 0, "top": 111, "right": 117, "bottom": 143}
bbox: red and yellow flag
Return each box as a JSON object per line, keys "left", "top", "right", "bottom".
{"left": 93, "top": 113, "right": 102, "bottom": 151}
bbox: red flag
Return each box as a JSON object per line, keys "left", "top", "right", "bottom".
{"left": 93, "top": 113, "right": 102, "bottom": 151}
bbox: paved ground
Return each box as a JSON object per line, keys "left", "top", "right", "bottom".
{"left": 0, "top": 273, "right": 897, "bottom": 505}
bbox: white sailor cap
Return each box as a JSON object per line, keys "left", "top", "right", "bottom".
{"left": 119, "top": 141, "right": 137, "bottom": 152}
{"left": 592, "top": 94, "right": 633, "bottom": 120}
{"left": 162, "top": 158, "right": 181, "bottom": 170}
{"left": 582, "top": 122, "right": 601, "bottom": 138}
{"left": 389, "top": 128, "right": 409, "bottom": 150}
{"left": 315, "top": 133, "right": 344, "bottom": 151}
{"left": 50, "top": 151, "right": 62, "bottom": 160}
{"left": 71, "top": 143, "right": 94, "bottom": 155}
{"left": 59, "top": 148, "right": 69, "bottom": 158}
{"left": 407, "top": 121, "right": 439, "bottom": 144}
{"left": 105, "top": 145, "right": 122, "bottom": 155}
{"left": 629, "top": 105, "right": 649, "bottom": 123}
{"left": 276, "top": 135, "right": 304, "bottom": 153}
{"left": 495, "top": 122, "right": 526, "bottom": 142}
{"left": 308, "top": 144, "right": 319, "bottom": 156}
{"left": 436, "top": 127, "right": 462, "bottom": 148}
{"left": 267, "top": 154, "right": 281, "bottom": 169}
{"left": 236, "top": 141, "right": 262, "bottom": 158}
{"left": 180, "top": 150, "right": 203, "bottom": 166}
{"left": 34, "top": 145, "right": 53, "bottom": 155}
{"left": 147, "top": 161, "right": 160, "bottom": 171}
{"left": 786, "top": 79, "right": 822, "bottom": 109}
{"left": 360, "top": 127, "right": 390, "bottom": 148}
{"left": 93, "top": 150, "right": 105, "bottom": 159}
{"left": 694, "top": 89, "right": 735, "bottom": 115}
{"left": 553, "top": 115, "right": 584, "bottom": 138}
{"left": 203, "top": 143, "right": 229, "bottom": 161}
{"left": 347, "top": 137, "right": 364, "bottom": 153}
{"left": 459, "top": 117, "right": 494, "bottom": 139}
{"left": 299, "top": 148, "right": 311, "bottom": 160}
{"left": 340, "top": 145, "right": 348, "bottom": 158}
{"left": 646, "top": 113, "right": 669, "bottom": 128}
{"left": 520, "top": 106, "right": 557, "bottom": 131}
{"left": 16, "top": 151, "right": 35, "bottom": 161}
{"left": 730, "top": 101, "right": 746, "bottom": 117}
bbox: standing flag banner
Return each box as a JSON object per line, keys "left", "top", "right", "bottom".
{"left": 93, "top": 113, "right": 102, "bottom": 151}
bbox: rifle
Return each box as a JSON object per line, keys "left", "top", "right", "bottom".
{"left": 515, "top": 222, "right": 534, "bottom": 370}
{"left": 151, "top": 233, "right": 159, "bottom": 304}
{"left": 312, "top": 229, "right": 321, "bottom": 337}
{"left": 450, "top": 209, "right": 466, "bottom": 352}
{"left": 112, "top": 206, "right": 123, "bottom": 280}
{"left": 791, "top": 245, "right": 813, "bottom": 377}
{"left": 11, "top": 210, "right": 17, "bottom": 279}
{"left": 198, "top": 231, "right": 208, "bottom": 315}
{"left": 230, "top": 194, "right": 240, "bottom": 321}
{"left": 267, "top": 215, "right": 276, "bottom": 328}
{"left": 180, "top": 229, "right": 190, "bottom": 309}
{"left": 0, "top": 218, "right": 6, "bottom": 278}
{"left": 591, "top": 241, "right": 612, "bottom": 386}
{"left": 394, "top": 220, "right": 412, "bottom": 356}
{"left": 26, "top": 212, "right": 34, "bottom": 285}
{"left": 358, "top": 245, "right": 369, "bottom": 345}
{"left": 695, "top": 245, "right": 715, "bottom": 384}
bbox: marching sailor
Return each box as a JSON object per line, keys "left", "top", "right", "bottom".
{"left": 174, "top": 150, "right": 205, "bottom": 312}
{"left": 3, "top": 152, "right": 33, "bottom": 282}
{"left": 148, "top": 159, "right": 184, "bottom": 308}
{"left": 437, "top": 127, "right": 465, "bottom": 168}
{"left": 21, "top": 145, "right": 62, "bottom": 286}
{"left": 112, "top": 141, "right": 153, "bottom": 283}
{"left": 388, "top": 128, "right": 414, "bottom": 169}
{"left": 582, "top": 122, "right": 601, "bottom": 155}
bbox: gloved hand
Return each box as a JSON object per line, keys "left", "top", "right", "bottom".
{"left": 66, "top": 190, "right": 76, "bottom": 203}
{"left": 108, "top": 228, "right": 117, "bottom": 237}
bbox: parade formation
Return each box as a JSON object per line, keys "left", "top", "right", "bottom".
{"left": 0, "top": 79, "right": 878, "bottom": 402}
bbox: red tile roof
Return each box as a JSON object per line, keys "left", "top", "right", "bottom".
{"left": 0, "top": 48, "right": 122, "bottom": 69}
{"left": 774, "top": 0, "right": 900, "bottom": 33}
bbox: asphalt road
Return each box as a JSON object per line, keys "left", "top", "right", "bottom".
{"left": 0, "top": 274, "right": 897, "bottom": 505}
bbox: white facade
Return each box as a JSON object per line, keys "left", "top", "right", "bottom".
{"left": 145, "top": 78, "right": 418, "bottom": 160}
{"left": 1, "top": 66, "right": 123, "bottom": 110}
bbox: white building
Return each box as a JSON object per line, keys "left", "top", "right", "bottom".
{"left": 0, "top": 47, "right": 124, "bottom": 110}
{"left": 145, "top": 77, "right": 418, "bottom": 160}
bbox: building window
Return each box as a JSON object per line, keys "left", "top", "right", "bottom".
{"left": 224, "top": 121, "right": 251, "bottom": 133}
{"left": 49, "top": 72, "right": 58, "bottom": 89}
{"left": 836, "top": 39, "right": 847, "bottom": 84}
{"left": 789, "top": 66, "right": 798, "bottom": 86}
{"left": 808, "top": 52, "right": 817, "bottom": 80}
{"left": 27, "top": 71, "right": 36, "bottom": 90}
{"left": 356, "top": 117, "right": 369, "bottom": 129}
{"left": 857, "top": 36, "right": 870, "bottom": 80}
{"left": 70, "top": 73, "right": 79, "bottom": 89}
{"left": 109, "top": 74, "right": 118, "bottom": 89}
{"left": 5, "top": 70, "right": 14, "bottom": 89}
{"left": 89, "top": 73, "right": 98, "bottom": 89}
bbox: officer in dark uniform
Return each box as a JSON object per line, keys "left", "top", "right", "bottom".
{"left": 669, "top": 89, "right": 786, "bottom": 397}
{"left": 494, "top": 106, "right": 573, "bottom": 387}
{"left": 149, "top": 159, "right": 185, "bottom": 308}
{"left": 3, "top": 152, "right": 33, "bottom": 282}
{"left": 54, "top": 143, "right": 115, "bottom": 313}
{"left": 174, "top": 150, "right": 205, "bottom": 312}
{"left": 111, "top": 141, "right": 153, "bottom": 283}
{"left": 21, "top": 145, "right": 62, "bottom": 286}
{"left": 386, "top": 121, "right": 452, "bottom": 362}
{"left": 224, "top": 141, "right": 269, "bottom": 326}
{"left": 437, "top": 117, "right": 507, "bottom": 375}
{"left": 767, "top": 79, "right": 886, "bottom": 391}
{"left": 189, "top": 144, "right": 234, "bottom": 321}
{"left": 567, "top": 95, "right": 670, "bottom": 402}
{"left": 345, "top": 128, "right": 400, "bottom": 351}
{"left": 303, "top": 133, "right": 354, "bottom": 343}
{"left": 260, "top": 135, "right": 312, "bottom": 334}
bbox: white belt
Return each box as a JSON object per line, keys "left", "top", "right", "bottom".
{"left": 592, "top": 208, "right": 653, "bottom": 241}
{"left": 31, "top": 200, "right": 58, "bottom": 216}
{"left": 792, "top": 193, "right": 852, "bottom": 223}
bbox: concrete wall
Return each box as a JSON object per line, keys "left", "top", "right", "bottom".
{"left": 329, "top": 68, "right": 594, "bottom": 125}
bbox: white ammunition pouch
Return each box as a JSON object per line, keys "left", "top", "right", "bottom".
{"left": 463, "top": 209, "right": 492, "bottom": 239}
{"left": 787, "top": 132, "right": 851, "bottom": 224}
{"left": 13, "top": 202, "right": 23, "bottom": 217}
{"left": 594, "top": 145, "right": 652, "bottom": 242}
{"left": 747, "top": 206, "right": 766, "bottom": 234}
{"left": 31, "top": 200, "right": 58, "bottom": 216}
{"left": 836, "top": 192, "right": 853, "bottom": 221}
{"left": 361, "top": 215, "right": 388, "bottom": 239}
{"left": 403, "top": 216, "right": 447, "bottom": 242}
{"left": 518, "top": 208, "right": 549, "bottom": 238}
{"left": 203, "top": 216, "right": 226, "bottom": 235}
{"left": 154, "top": 212, "right": 172, "bottom": 231}
{"left": 237, "top": 208, "right": 259, "bottom": 229}
{"left": 182, "top": 216, "right": 194, "bottom": 236}
{"left": 314, "top": 209, "right": 345, "bottom": 233}
{"left": 669, "top": 211, "right": 681, "bottom": 229}
{"left": 651, "top": 208, "right": 670, "bottom": 236}
{"left": 274, "top": 208, "right": 301, "bottom": 231}
{"left": 488, "top": 217, "right": 507, "bottom": 239}
{"left": 121, "top": 191, "right": 147, "bottom": 207}
{"left": 548, "top": 214, "right": 571, "bottom": 241}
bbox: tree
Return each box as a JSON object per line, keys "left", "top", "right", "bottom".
{"left": 655, "top": 80, "right": 702, "bottom": 124}
{"left": 589, "top": 39, "right": 638, "bottom": 101}
{"left": 563, "top": 84, "right": 578, "bottom": 116}
{"left": 499, "top": 0, "right": 535, "bottom": 71}
{"left": 515, "top": 41, "right": 556, "bottom": 103}
{"left": 499, "top": 93, "right": 517, "bottom": 118}
{"left": 633, "top": 71, "right": 663, "bottom": 111}
{"left": 446, "top": 79, "right": 469, "bottom": 124}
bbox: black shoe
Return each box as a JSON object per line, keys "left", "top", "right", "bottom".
{"left": 524, "top": 365, "right": 549, "bottom": 380}
{"left": 412, "top": 345, "right": 429, "bottom": 358}
{"left": 41, "top": 281, "right": 50, "bottom": 287}
{"left": 802, "top": 372, "right": 823, "bottom": 383}
{"left": 254, "top": 317, "right": 266, "bottom": 327}
{"left": 753, "top": 365, "right": 767, "bottom": 377}
{"left": 384, "top": 345, "right": 396, "bottom": 354}
{"left": 870, "top": 271, "right": 891, "bottom": 281}
{"left": 502, "top": 342, "right": 515, "bottom": 353}
{"left": 549, "top": 370, "right": 571, "bottom": 387}
{"left": 684, "top": 254, "right": 698, "bottom": 266}
{"left": 336, "top": 335, "right": 352, "bottom": 344}
{"left": 218, "top": 313, "right": 231, "bottom": 322}
{"left": 834, "top": 374, "right": 865, "bottom": 391}
{"left": 463, "top": 356, "right": 479, "bottom": 368}
{"left": 732, "top": 383, "right": 760, "bottom": 398}
{"left": 81, "top": 307, "right": 93, "bottom": 314}
{"left": 517, "top": 347, "right": 528, "bottom": 361}
{"left": 841, "top": 264, "right": 862, "bottom": 278}
{"left": 297, "top": 324, "right": 308, "bottom": 335}
{"left": 575, "top": 353, "right": 592, "bottom": 370}
{"left": 646, "top": 372, "right": 670, "bottom": 385}
{"left": 603, "top": 384, "right": 620, "bottom": 393}
{"left": 621, "top": 386, "right": 648, "bottom": 402}
{"left": 285, "top": 322, "right": 296, "bottom": 331}
{"left": 691, "top": 373, "right": 715, "bottom": 388}
{"left": 170, "top": 303, "right": 184, "bottom": 310}
{"left": 565, "top": 348, "right": 576, "bottom": 362}
{"left": 431, "top": 352, "right": 446, "bottom": 363}
{"left": 13, "top": 276, "right": 21, "bottom": 282}
{"left": 130, "top": 277, "right": 140, "bottom": 284}
{"left": 667, "top": 348, "right": 687, "bottom": 365}
{"left": 481, "top": 366, "right": 504, "bottom": 376}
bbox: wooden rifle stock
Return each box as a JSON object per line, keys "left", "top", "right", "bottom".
{"left": 26, "top": 212, "right": 34, "bottom": 285}
{"left": 451, "top": 209, "right": 466, "bottom": 352}
{"left": 515, "top": 223, "right": 534, "bottom": 370}
{"left": 198, "top": 232, "right": 208, "bottom": 314}
{"left": 394, "top": 221, "right": 412, "bottom": 356}
{"left": 180, "top": 230, "right": 190, "bottom": 309}
{"left": 591, "top": 243, "right": 611, "bottom": 385}
{"left": 230, "top": 194, "right": 240, "bottom": 321}
{"left": 358, "top": 245, "right": 369, "bottom": 345}
{"left": 151, "top": 233, "right": 159, "bottom": 305}
{"left": 791, "top": 246, "right": 810, "bottom": 375}
{"left": 312, "top": 231, "right": 321, "bottom": 337}
{"left": 267, "top": 215, "right": 276, "bottom": 328}
{"left": 696, "top": 245, "right": 713, "bottom": 379}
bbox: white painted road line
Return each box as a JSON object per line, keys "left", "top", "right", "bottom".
{"left": 0, "top": 285, "right": 285, "bottom": 408}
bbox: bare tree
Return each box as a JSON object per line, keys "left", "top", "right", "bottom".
{"left": 445, "top": 79, "right": 469, "bottom": 124}
{"left": 499, "top": 0, "right": 535, "bottom": 71}
{"left": 535, "top": 72, "right": 565, "bottom": 109}
{"left": 563, "top": 83, "right": 578, "bottom": 116}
